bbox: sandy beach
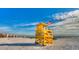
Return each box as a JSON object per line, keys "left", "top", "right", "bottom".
{"left": 0, "top": 37, "right": 79, "bottom": 50}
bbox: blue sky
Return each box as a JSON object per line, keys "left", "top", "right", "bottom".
{"left": 0, "top": 8, "right": 78, "bottom": 36}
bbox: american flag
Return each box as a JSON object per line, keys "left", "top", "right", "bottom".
{"left": 47, "top": 21, "right": 52, "bottom": 25}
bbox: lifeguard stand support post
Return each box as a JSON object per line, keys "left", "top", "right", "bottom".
{"left": 35, "top": 23, "right": 54, "bottom": 46}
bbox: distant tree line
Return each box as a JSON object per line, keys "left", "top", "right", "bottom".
{"left": 0, "top": 33, "right": 35, "bottom": 38}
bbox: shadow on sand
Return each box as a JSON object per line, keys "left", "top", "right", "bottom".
{"left": 0, "top": 43, "right": 40, "bottom": 46}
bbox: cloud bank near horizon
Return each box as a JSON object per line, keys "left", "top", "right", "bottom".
{"left": 15, "top": 22, "right": 39, "bottom": 27}
{"left": 50, "top": 9, "right": 79, "bottom": 36}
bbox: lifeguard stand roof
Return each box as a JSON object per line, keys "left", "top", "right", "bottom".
{"left": 37, "top": 23, "right": 48, "bottom": 27}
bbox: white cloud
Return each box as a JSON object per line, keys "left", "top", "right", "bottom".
{"left": 17, "top": 27, "right": 36, "bottom": 31}
{"left": 53, "top": 10, "right": 79, "bottom": 20}
{"left": 50, "top": 10, "right": 79, "bottom": 36}
{"left": 15, "top": 22, "right": 39, "bottom": 27}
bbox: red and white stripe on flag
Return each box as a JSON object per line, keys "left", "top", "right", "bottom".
{"left": 48, "top": 21, "right": 52, "bottom": 25}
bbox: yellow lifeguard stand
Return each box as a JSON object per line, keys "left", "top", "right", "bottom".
{"left": 35, "top": 23, "right": 54, "bottom": 46}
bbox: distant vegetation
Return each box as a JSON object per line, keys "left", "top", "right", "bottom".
{"left": 0, "top": 33, "right": 35, "bottom": 38}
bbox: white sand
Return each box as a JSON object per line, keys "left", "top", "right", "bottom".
{"left": 0, "top": 38, "right": 35, "bottom": 44}
{"left": 0, "top": 37, "right": 79, "bottom": 50}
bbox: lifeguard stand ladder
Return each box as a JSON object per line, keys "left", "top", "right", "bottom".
{"left": 35, "top": 23, "right": 54, "bottom": 46}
